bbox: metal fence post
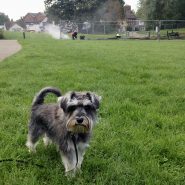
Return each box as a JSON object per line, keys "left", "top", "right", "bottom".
{"left": 92, "top": 23, "right": 94, "bottom": 34}
{"left": 104, "top": 22, "right": 106, "bottom": 34}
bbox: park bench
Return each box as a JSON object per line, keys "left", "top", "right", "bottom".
{"left": 167, "top": 30, "right": 179, "bottom": 39}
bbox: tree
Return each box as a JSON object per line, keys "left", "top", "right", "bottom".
{"left": 137, "top": 0, "right": 185, "bottom": 20}
{"left": 172, "top": 0, "right": 185, "bottom": 20}
{"left": 44, "top": 0, "right": 125, "bottom": 22}
{"left": 95, "top": 0, "right": 125, "bottom": 21}
{"left": 0, "top": 12, "right": 10, "bottom": 25}
{"left": 45, "top": 0, "right": 105, "bottom": 21}
{"left": 136, "top": 0, "right": 146, "bottom": 19}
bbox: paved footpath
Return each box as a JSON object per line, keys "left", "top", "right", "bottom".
{"left": 0, "top": 40, "right": 22, "bottom": 62}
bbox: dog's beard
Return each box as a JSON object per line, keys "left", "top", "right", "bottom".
{"left": 66, "top": 117, "right": 90, "bottom": 134}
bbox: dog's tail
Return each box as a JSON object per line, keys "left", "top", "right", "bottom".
{"left": 32, "top": 87, "right": 62, "bottom": 107}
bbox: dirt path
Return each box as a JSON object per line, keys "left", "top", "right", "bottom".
{"left": 0, "top": 40, "right": 22, "bottom": 62}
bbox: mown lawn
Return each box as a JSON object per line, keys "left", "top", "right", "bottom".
{"left": 0, "top": 32, "right": 185, "bottom": 185}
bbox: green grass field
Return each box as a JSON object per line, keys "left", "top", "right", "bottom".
{"left": 0, "top": 32, "right": 185, "bottom": 185}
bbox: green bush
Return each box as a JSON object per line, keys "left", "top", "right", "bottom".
{"left": 0, "top": 29, "right": 4, "bottom": 39}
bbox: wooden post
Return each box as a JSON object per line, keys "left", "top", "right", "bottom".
{"left": 156, "top": 20, "right": 161, "bottom": 41}
{"left": 23, "top": 31, "right": 25, "bottom": 39}
{"left": 148, "top": 31, "right": 150, "bottom": 39}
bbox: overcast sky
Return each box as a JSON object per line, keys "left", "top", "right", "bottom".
{"left": 125, "top": 0, "right": 138, "bottom": 11}
{"left": 0, "top": 0, "right": 139, "bottom": 20}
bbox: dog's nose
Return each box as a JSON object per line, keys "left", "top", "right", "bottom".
{"left": 76, "top": 117, "right": 84, "bottom": 124}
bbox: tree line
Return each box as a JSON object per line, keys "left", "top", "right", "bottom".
{"left": 44, "top": 0, "right": 125, "bottom": 22}
{"left": 0, "top": 13, "right": 10, "bottom": 25}
{"left": 137, "top": 0, "right": 185, "bottom": 20}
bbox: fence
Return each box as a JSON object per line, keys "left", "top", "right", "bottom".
{"left": 58, "top": 20, "right": 185, "bottom": 40}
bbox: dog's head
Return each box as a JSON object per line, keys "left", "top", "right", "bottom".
{"left": 58, "top": 91, "right": 101, "bottom": 134}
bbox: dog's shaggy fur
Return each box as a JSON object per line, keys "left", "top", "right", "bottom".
{"left": 26, "top": 87, "right": 101, "bottom": 176}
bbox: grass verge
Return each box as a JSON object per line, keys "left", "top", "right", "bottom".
{"left": 0, "top": 32, "right": 185, "bottom": 185}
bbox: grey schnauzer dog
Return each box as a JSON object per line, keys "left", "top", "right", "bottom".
{"left": 26, "top": 87, "right": 101, "bottom": 176}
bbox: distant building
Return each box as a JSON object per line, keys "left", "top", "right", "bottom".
{"left": 124, "top": 5, "right": 137, "bottom": 21}
{"left": 0, "top": 24, "right": 6, "bottom": 30}
{"left": 9, "top": 23, "right": 24, "bottom": 32}
{"left": 137, "top": 19, "right": 145, "bottom": 31}
{"left": 5, "top": 21, "right": 25, "bottom": 32}
{"left": 22, "top": 12, "right": 48, "bottom": 32}
{"left": 124, "top": 5, "right": 137, "bottom": 31}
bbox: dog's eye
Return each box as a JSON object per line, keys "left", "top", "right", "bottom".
{"left": 67, "top": 105, "right": 76, "bottom": 112}
{"left": 84, "top": 105, "right": 93, "bottom": 111}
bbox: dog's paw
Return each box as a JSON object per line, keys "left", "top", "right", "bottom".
{"left": 43, "top": 136, "right": 52, "bottom": 147}
{"left": 26, "top": 141, "right": 36, "bottom": 153}
{"left": 65, "top": 169, "right": 76, "bottom": 179}
{"left": 76, "top": 167, "right": 82, "bottom": 175}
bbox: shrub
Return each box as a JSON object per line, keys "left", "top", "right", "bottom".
{"left": 0, "top": 29, "right": 4, "bottom": 39}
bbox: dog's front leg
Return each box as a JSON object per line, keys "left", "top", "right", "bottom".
{"left": 76, "top": 143, "right": 89, "bottom": 171}
{"left": 43, "top": 134, "right": 52, "bottom": 147}
{"left": 60, "top": 151, "right": 77, "bottom": 177}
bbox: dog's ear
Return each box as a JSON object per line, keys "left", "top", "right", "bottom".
{"left": 87, "top": 92, "right": 102, "bottom": 109}
{"left": 70, "top": 92, "right": 76, "bottom": 100}
{"left": 58, "top": 96, "right": 67, "bottom": 111}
